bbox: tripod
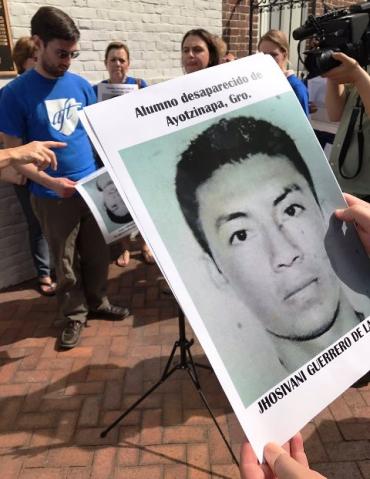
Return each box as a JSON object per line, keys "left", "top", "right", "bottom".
{"left": 101, "top": 307, "right": 239, "bottom": 465}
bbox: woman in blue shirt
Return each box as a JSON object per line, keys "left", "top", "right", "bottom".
{"left": 94, "top": 41, "right": 147, "bottom": 97}
{"left": 95, "top": 42, "right": 154, "bottom": 267}
{"left": 258, "top": 29, "right": 309, "bottom": 116}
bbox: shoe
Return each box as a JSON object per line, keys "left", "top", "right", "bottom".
{"left": 38, "top": 276, "right": 57, "bottom": 296}
{"left": 89, "top": 304, "right": 130, "bottom": 320}
{"left": 60, "top": 320, "right": 83, "bottom": 349}
{"left": 115, "top": 249, "right": 130, "bottom": 267}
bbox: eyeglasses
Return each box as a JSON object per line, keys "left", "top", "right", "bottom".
{"left": 55, "top": 49, "right": 80, "bottom": 59}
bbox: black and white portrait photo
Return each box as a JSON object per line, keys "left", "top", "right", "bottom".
{"left": 96, "top": 173, "right": 132, "bottom": 225}
{"left": 76, "top": 167, "right": 135, "bottom": 243}
{"left": 175, "top": 116, "right": 370, "bottom": 374}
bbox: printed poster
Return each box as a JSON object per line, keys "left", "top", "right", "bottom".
{"left": 76, "top": 167, "right": 137, "bottom": 243}
{"left": 81, "top": 54, "right": 370, "bottom": 460}
{"left": 97, "top": 82, "right": 138, "bottom": 102}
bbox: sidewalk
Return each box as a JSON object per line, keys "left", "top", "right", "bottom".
{"left": 0, "top": 256, "right": 369, "bottom": 478}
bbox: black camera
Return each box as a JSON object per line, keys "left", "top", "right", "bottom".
{"left": 293, "top": 1, "right": 370, "bottom": 78}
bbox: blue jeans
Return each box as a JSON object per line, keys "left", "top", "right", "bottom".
{"left": 14, "top": 184, "right": 51, "bottom": 278}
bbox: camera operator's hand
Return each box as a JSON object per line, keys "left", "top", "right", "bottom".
{"left": 335, "top": 193, "right": 370, "bottom": 255}
{"left": 324, "top": 52, "right": 370, "bottom": 120}
{"left": 323, "top": 52, "right": 363, "bottom": 85}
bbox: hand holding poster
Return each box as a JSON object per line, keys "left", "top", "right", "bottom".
{"left": 81, "top": 54, "right": 370, "bottom": 460}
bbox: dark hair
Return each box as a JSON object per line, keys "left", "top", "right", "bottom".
{"left": 105, "top": 207, "right": 132, "bottom": 224}
{"left": 104, "top": 41, "right": 130, "bottom": 63}
{"left": 12, "top": 37, "right": 36, "bottom": 74}
{"left": 31, "top": 6, "right": 80, "bottom": 45}
{"left": 181, "top": 28, "right": 220, "bottom": 68}
{"left": 175, "top": 116, "right": 318, "bottom": 259}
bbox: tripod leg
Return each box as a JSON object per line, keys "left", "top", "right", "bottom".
{"left": 193, "top": 362, "right": 212, "bottom": 371}
{"left": 101, "top": 340, "right": 180, "bottom": 438}
{"left": 101, "top": 366, "right": 178, "bottom": 437}
{"left": 186, "top": 368, "right": 239, "bottom": 466}
{"left": 185, "top": 347, "right": 239, "bottom": 466}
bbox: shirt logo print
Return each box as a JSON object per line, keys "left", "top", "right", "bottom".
{"left": 45, "top": 98, "right": 83, "bottom": 136}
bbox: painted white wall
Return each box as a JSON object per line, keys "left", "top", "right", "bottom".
{"left": 2, "top": 0, "right": 221, "bottom": 86}
{"left": 0, "top": 0, "right": 222, "bottom": 288}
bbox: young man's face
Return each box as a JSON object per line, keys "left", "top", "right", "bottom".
{"left": 103, "top": 181, "right": 128, "bottom": 218}
{"left": 196, "top": 154, "right": 341, "bottom": 340}
{"left": 36, "top": 38, "right": 79, "bottom": 78}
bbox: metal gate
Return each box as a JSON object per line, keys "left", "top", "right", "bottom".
{"left": 249, "top": 0, "right": 316, "bottom": 74}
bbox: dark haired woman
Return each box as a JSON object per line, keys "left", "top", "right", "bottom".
{"left": 181, "top": 28, "right": 220, "bottom": 74}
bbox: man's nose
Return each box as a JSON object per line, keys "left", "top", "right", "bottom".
{"left": 267, "top": 225, "right": 303, "bottom": 271}
{"left": 62, "top": 56, "right": 72, "bottom": 67}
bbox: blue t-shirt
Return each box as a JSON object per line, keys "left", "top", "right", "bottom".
{"left": 287, "top": 74, "right": 309, "bottom": 116}
{"left": 0, "top": 69, "right": 97, "bottom": 198}
{"left": 93, "top": 75, "right": 148, "bottom": 97}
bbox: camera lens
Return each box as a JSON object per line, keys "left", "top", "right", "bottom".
{"left": 304, "top": 48, "right": 341, "bottom": 77}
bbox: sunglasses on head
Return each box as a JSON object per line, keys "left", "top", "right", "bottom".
{"left": 55, "top": 49, "right": 80, "bottom": 59}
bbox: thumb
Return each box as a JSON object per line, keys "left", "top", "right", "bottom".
{"left": 335, "top": 207, "right": 356, "bottom": 223}
{"left": 264, "top": 443, "right": 312, "bottom": 479}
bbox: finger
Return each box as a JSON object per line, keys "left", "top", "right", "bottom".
{"left": 36, "top": 147, "right": 56, "bottom": 171}
{"left": 342, "top": 193, "right": 367, "bottom": 207}
{"left": 265, "top": 443, "right": 310, "bottom": 479}
{"left": 331, "top": 51, "right": 347, "bottom": 62}
{"left": 30, "top": 152, "right": 49, "bottom": 170}
{"left": 42, "top": 141, "right": 67, "bottom": 149}
{"left": 335, "top": 204, "right": 370, "bottom": 229}
{"left": 240, "top": 441, "right": 259, "bottom": 466}
{"left": 41, "top": 147, "right": 58, "bottom": 170}
{"left": 289, "top": 434, "right": 309, "bottom": 467}
{"left": 240, "top": 441, "right": 267, "bottom": 479}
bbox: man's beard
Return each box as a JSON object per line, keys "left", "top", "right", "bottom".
{"left": 41, "top": 58, "right": 67, "bottom": 78}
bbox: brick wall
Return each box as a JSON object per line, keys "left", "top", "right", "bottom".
{"left": 0, "top": 182, "right": 35, "bottom": 289}
{"left": 221, "top": 0, "right": 360, "bottom": 60}
{"left": 222, "top": 0, "right": 249, "bottom": 59}
{"left": 0, "top": 0, "right": 222, "bottom": 289}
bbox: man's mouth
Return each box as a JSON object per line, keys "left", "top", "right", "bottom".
{"left": 284, "top": 278, "right": 318, "bottom": 301}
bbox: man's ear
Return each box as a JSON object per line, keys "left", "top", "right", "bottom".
{"left": 32, "top": 35, "right": 42, "bottom": 51}
{"left": 202, "top": 253, "right": 229, "bottom": 290}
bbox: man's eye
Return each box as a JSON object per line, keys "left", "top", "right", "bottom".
{"left": 284, "top": 204, "right": 305, "bottom": 217}
{"left": 229, "top": 230, "right": 248, "bottom": 245}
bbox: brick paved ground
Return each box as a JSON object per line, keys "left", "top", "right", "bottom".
{"left": 0, "top": 252, "right": 369, "bottom": 478}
